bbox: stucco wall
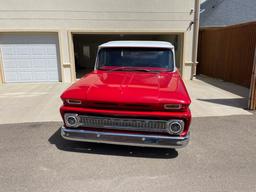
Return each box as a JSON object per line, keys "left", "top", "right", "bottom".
{"left": 0, "top": 0, "right": 197, "bottom": 82}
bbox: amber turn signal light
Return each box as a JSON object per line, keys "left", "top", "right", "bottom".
{"left": 164, "top": 104, "right": 182, "bottom": 110}
{"left": 66, "top": 99, "right": 82, "bottom": 105}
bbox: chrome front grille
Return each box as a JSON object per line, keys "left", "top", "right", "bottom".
{"left": 79, "top": 115, "right": 168, "bottom": 133}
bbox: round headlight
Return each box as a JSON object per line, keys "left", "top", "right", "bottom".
{"left": 67, "top": 116, "right": 77, "bottom": 125}
{"left": 167, "top": 120, "right": 184, "bottom": 135}
{"left": 64, "top": 113, "right": 79, "bottom": 127}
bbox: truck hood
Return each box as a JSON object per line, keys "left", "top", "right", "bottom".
{"left": 61, "top": 70, "right": 191, "bottom": 105}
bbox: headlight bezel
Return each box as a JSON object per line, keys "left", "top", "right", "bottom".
{"left": 64, "top": 113, "right": 80, "bottom": 128}
{"left": 166, "top": 120, "right": 185, "bottom": 135}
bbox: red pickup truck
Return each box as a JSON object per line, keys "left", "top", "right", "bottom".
{"left": 60, "top": 41, "right": 191, "bottom": 148}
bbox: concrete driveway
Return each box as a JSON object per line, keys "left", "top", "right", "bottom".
{"left": 0, "top": 83, "right": 69, "bottom": 124}
{"left": 0, "top": 115, "right": 256, "bottom": 192}
{"left": 0, "top": 76, "right": 252, "bottom": 124}
{"left": 186, "top": 76, "right": 252, "bottom": 117}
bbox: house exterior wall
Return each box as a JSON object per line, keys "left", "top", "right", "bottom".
{"left": 0, "top": 0, "right": 197, "bottom": 83}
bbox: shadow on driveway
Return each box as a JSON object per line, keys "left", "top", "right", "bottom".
{"left": 197, "top": 98, "right": 249, "bottom": 109}
{"left": 196, "top": 75, "right": 249, "bottom": 98}
{"left": 48, "top": 128, "right": 178, "bottom": 159}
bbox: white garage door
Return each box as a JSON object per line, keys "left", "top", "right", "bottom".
{"left": 0, "top": 33, "right": 60, "bottom": 83}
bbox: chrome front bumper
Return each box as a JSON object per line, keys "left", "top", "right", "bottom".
{"left": 61, "top": 126, "right": 190, "bottom": 148}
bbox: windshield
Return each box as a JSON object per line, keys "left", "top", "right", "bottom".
{"left": 97, "top": 47, "right": 174, "bottom": 71}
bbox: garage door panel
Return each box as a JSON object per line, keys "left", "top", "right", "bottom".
{"left": 2, "top": 45, "right": 31, "bottom": 56}
{"left": 32, "top": 59, "right": 55, "bottom": 69}
{"left": 32, "top": 72, "right": 48, "bottom": 81}
{"left": 47, "top": 72, "right": 59, "bottom": 81}
{"left": 33, "top": 60, "right": 46, "bottom": 69}
{"left": 4, "top": 60, "right": 32, "bottom": 70}
{"left": 19, "top": 72, "right": 33, "bottom": 81}
{"left": 3, "top": 45, "right": 57, "bottom": 59}
{"left": 46, "top": 46, "right": 58, "bottom": 55}
{"left": 31, "top": 44, "right": 57, "bottom": 55}
{"left": 2, "top": 60, "right": 19, "bottom": 69}
{"left": 4, "top": 72, "right": 18, "bottom": 82}
{"left": 0, "top": 33, "right": 59, "bottom": 83}
{"left": 45, "top": 59, "right": 58, "bottom": 69}
{"left": 18, "top": 60, "right": 32, "bottom": 69}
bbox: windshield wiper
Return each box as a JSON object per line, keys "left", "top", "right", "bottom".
{"left": 108, "top": 67, "right": 151, "bottom": 72}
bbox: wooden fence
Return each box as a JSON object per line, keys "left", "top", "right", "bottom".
{"left": 197, "top": 21, "right": 256, "bottom": 110}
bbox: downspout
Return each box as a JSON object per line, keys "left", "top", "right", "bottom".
{"left": 190, "top": 0, "right": 200, "bottom": 80}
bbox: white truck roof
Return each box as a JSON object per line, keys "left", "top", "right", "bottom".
{"left": 99, "top": 41, "right": 174, "bottom": 49}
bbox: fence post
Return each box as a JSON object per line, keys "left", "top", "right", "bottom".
{"left": 248, "top": 47, "right": 256, "bottom": 110}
